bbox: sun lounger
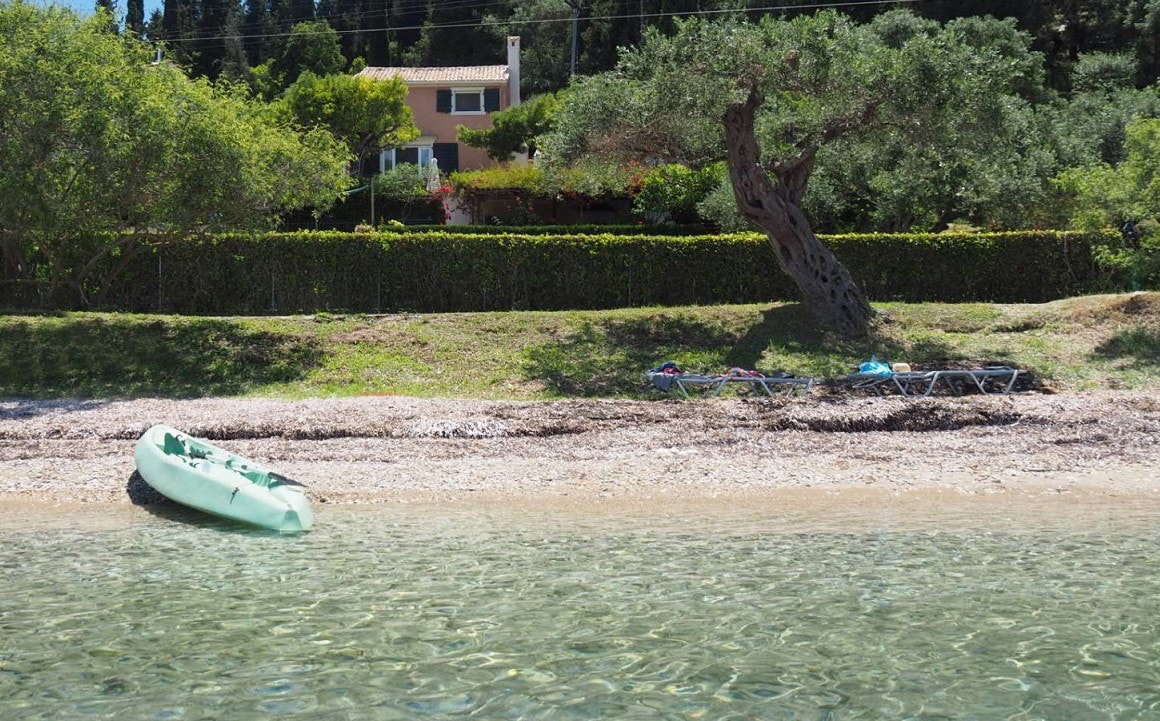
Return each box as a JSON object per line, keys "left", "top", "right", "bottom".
{"left": 849, "top": 366, "right": 1019, "bottom": 397}
{"left": 647, "top": 366, "right": 814, "bottom": 398}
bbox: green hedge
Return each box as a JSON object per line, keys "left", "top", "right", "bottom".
{"left": 137, "top": 232, "right": 782, "bottom": 314}
{"left": 830, "top": 231, "right": 1110, "bottom": 303}
{"left": 12, "top": 229, "right": 1126, "bottom": 314}
{"left": 369, "top": 224, "right": 717, "bottom": 236}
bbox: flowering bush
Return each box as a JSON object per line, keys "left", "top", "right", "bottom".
{"left": 510, "top": 193, "right": 539, "bottom": 225}
{"left": 426, "top": 181, "right": 453, "bottom": 223}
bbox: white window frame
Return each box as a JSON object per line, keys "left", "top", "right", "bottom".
{"left": 450, "top": 87, "right": 486, "bottom": 115}
{"left": 380, "top": 144, "right": 434, "bottom": 172}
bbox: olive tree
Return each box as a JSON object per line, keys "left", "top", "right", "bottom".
{"left": 544, "top": 11, "right": 1047, "bottom": 337}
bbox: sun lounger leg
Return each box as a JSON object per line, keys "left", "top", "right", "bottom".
{"left": 970, "top": 373, "right": 987, "bottom": 394}
{"left": 1002, "top": 370, "right": 1018, "bottom": 393}
{"left": 921, "top": 372, "right": 939, "bottom": 397}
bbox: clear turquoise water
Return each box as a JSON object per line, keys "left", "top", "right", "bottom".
{"left": 3, "top": 502, "right": 1160, "bottom": 720}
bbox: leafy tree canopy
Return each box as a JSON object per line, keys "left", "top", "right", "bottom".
{"left": 277, "top": 71, "right": 419, "bottom": 170}
{"left": 1054, "top": 116, "right": 1160, "bottom": 285}
{"left": 0, "top": 1, "right": 352, "bottom": 305}
{"left": 543, "top": 10, "right": 1061, "bottom": 335}
{"left": 458, "top": 92, "right": 562, "bottom": 161}
{"left": 1055, "top": 117, "right": 1160, "bottom": 230}
{"left": 136, "top": 0, "right": 1160, "bottom": 99}
{"left": 251, "top": 20, "right": 347, "bottom": 100}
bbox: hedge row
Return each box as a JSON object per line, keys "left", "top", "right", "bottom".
{"left": 20, "top": 229, "right": 1124, "bottom": 314}
{"left": 368, "top": 224, "right": 717, "bottom": 236}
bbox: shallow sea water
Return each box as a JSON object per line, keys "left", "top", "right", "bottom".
{"left": 3, "top": 500, "right": 1160, "bottom": 720}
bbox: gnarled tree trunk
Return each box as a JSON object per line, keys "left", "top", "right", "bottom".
{"left": 723, "top": 88, "right": 873, "bottom": 339}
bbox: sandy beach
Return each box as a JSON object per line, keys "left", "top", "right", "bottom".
{"left": 0, "top": 391, "right": 1157, "bottom": 516}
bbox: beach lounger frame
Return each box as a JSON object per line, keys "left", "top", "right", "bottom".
{"left": 648, "top": 372, "right": 815, "bottom": 398}
{"left": 850, "top": 367, "right": 1019, "bottom": 397}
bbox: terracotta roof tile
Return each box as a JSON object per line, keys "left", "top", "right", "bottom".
{"left": 357, "top": 65, "right": 508, "bottom": 85}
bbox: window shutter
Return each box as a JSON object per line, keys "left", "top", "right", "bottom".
{"left": 433, "top": 143, "right": 459, "bottom": 173}
{"left": 436, "top": 89, "right": 452, "bottom": 113}
{"left": 483, "top": 88, "right": 500, "bottom": 113}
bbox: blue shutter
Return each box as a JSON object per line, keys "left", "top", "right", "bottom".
{"left": 436, "top": 89, "right": 452, "bottom": 113}
{"left": 483, "top": 88, "right": 500, "bottom": 113}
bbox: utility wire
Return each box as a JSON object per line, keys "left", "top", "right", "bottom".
{"left": 141, "top": 0, "right": 926, "bottom": 45}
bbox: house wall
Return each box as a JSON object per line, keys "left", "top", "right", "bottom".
{"left": 407, "top": 85, "right": 510, "bottom": 172}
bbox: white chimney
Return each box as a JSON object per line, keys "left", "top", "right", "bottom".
{"left": 507, "top": 36, "right": 521, "bottom": 107}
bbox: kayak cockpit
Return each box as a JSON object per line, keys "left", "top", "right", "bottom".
{"left": 159, "top": 431, "right": 281, "bottom": 488}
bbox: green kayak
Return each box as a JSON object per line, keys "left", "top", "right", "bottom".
{"left": 134, "top": 424, "right": 313, "bottom": 532}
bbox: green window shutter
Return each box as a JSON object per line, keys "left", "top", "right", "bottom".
{"left": 483, "top": 88, "right": 500, "bottom": 112}
{"left": 436, "top": 89, "right": 452, "bottom": 113}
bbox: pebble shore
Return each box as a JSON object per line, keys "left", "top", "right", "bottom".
{"left": 1, "top": 391, "right": 1157, "bottom": 511}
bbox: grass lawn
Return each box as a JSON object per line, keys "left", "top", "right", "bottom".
{"left": 0, "top": 293, "right": 1156, "bottom": 400}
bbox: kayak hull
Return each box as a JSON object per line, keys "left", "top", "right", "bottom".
{"left": 134, "top": 424, "right": 313, "bottom": 532}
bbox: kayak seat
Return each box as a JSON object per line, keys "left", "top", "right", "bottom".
{"left": 240, "top": 468, "right": 268, "bottom": 486}
{"left": 269, "top": 472, "right": 306, "bottom": 488}
{"left": 161, "top": 432, "right": 186, "bottom": 456}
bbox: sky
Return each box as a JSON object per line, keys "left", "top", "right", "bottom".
{"left": 46, "top": 0, "right": 166, "bottom": 25}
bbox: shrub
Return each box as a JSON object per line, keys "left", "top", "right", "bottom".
{"left": 633, "top": 163, "right": 725, "bottom": 223}
{"left": 371, "top": 163, "right": 428, "bottom": 201}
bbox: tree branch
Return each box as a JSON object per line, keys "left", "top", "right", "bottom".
{"left": 767, "top": 148, "right": 817, "bottom": 205}
{"left": 819, "top": 98, "right": 883, "bottom": 144}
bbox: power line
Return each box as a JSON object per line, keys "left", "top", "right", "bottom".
{"left": 147, "top": 0, "right": 926, "bottom": 45}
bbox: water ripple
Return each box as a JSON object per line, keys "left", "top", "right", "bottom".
{"left": 3, "top": 507, "right": 1160, "bottom": 719}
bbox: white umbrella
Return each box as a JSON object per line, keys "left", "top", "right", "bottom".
{"left": 426, "top": 158, "right": 441, "bottom": 193}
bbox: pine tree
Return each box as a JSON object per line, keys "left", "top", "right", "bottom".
{"left": 126, "top": 0, "right": 145, "bottom": 34}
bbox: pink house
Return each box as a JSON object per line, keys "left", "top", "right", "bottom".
{"left": 356, "top": 37, "right": 521, "bottom": 174}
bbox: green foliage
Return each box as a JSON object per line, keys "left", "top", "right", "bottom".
{"left": 1055, "top": 117, "right": 1160, "bottom": 227}
{"left": 278, "top": 71, "right": 418, "bottom": 166}
{"left": 0, "top": 3, "right": 352, "bottom": 307}
{"left": 1046, "top": 82, "right": 1160, "bottom": 170}
{"left": 1093, "top": 233, "right": 1160, "bottom": 290}
{"left": 632, "top": 164, "right": 724, "bottom": 223}
{"left": 545, "top": 11, "right": 1064, "bottom": 234}
{"left": 1071, "top": 52, "right": 1140, "bottom": 93}
{"left": 544, "top": 160, "right": 643, "bottom": 200}
{"left": 696, "top": 176, "right": 754, "bottom": 233}
{"left": 252, "top": 20, "right": 347, "bottom": 99}
{"left": 1054, "top": 116, "right": 1160, "bottom": 286}
{"left": 451, "top": 165, "right": 546, "bottom": 193}
{"left": 110, "top": 0, "right": 1160, "bottom": 103}
{"left": 458, "top": 92, "right": 561, "bottom": 161}
{"left": 368, "top": 224, "right": 714, "bottom": 236}
{"left": 371, "top": 164, "right": 429, "bottom": 201}
{"left": 4, "top": 229, "right": 1125, "bottom": 315}
{"left": 358, "top": 164, "right": 440, "bottom": 225}
{"left": 451, "top": 160, "right": 639, "bottom": 201}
